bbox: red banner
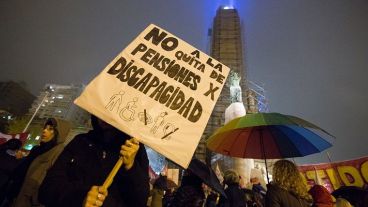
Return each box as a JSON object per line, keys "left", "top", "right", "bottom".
{"left": 298, "top": 156, "right": 368, "bottom": 192}
{"left": 0, "top": 132, "right": 28, "bottom": 145}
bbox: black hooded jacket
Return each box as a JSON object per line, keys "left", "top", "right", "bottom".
{"left": 3, "top": 118, "right": 64, "bottom": 203}
{"left": 218, "top": 183, "right": 247, "bottom": 207}
{"left": 38, "top": 116, "right": 149, "bottom": 207}
{"left": 265, "top": 183, "right": 310, "bottom": 207}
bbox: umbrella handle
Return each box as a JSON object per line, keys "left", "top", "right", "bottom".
{"left": 259, "top": 129, "right": 270, "bottom": 183}
{"left": 102, "top": 156, "right": 124, "bottom": 189}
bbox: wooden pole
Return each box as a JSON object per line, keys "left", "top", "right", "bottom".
{"left": 102, "top": 156, "right": 124, "bottom": 189}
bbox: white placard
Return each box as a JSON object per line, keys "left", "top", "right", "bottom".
{"left": 75, "top": 24, "right": 229, "bottom": 168}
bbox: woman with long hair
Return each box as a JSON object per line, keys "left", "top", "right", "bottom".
{"left": 265, "top": 159, "right": 312, "bottom": 207}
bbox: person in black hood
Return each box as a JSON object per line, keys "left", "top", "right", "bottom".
{"left": 13, "top": 118, "right": 71, "bottom": 207}
{"left": 38, "top": 115, "right": 149, "bottom": 207}
{"left": 218, "top": 169, "right": 247, "bottom": 207}
{"left": 1, "top": 118, "right": 68, "bottom": 206}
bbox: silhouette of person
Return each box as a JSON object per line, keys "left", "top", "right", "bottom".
{"left": 105, "top": 91, "right": 125, "bottom": 112}
{"left": 151, "top": 112, "right": 168, "bottom": 134}
{"left": 120, "top": 97, "right": 138, "bottom": 121}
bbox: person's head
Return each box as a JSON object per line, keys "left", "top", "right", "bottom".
{"left": 223, "top": 169, "right": 240, "bottom": 185}
{"left": 91, "top": 115, "right": 126, "bottom": 133}
{"left": 335, "top": 198, "right": 353, "bottom": 207}
{"left": 170, "top": 185, "right": 205, "bottom": 207}
{"left": 272, "top": 159, "right": 312, "bottom": 201}
{"left": 41, "top": 118, "right": 58, "bottom": 143}
{"left": 309, "top": 184, "right": 333, "bottom": 207}
{"left": 41, "top": 118, "right": 71, "bottom": 144}
{"left": 181, "top": 170, "right": 203, "bottom": 189}
{"left": 90, "top": 115, "right": 130, "bottom": 148}
{"left": 153, "top": 175, "right": 168, "bottom": 190}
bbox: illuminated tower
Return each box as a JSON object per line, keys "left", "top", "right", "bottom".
{"left": 210, "top": 6, "right": 251, "bottom": 123}
{"left": 195, "top": 6, "right": 268, "bottom": 163}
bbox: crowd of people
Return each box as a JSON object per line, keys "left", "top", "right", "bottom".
{"left": 147, "top": 159, "right": 367, "bottom": 207}
{"left": 0, "top": 116, "right": 367, "bottom": 207}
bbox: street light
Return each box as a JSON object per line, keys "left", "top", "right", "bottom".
{"left": 22, "top": 86, "right": 54, "bottom": 132}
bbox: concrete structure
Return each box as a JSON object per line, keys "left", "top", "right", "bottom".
{"left": 194, "top": 6, "right": 269, "bottom": 175}
{"left": 194, "top": 7, "right": 273, "bottom": 185}
{"left": 195, "top": 7, "right": 250, "bottom": 162}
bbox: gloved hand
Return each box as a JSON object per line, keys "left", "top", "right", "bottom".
{"left": 83, "top": 186, "right": 107, "bottom": 207}
{"left": 120, "top": 137, "right": 140, "bottom": 170}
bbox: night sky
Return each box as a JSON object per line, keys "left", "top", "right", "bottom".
{"left": 1, "top": 0, "right": 367, "bottom": 164}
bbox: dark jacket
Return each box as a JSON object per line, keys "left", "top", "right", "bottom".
{"left": 218, "top": 183, "right": 246, "bottom": 207}
{"left": 0, "top": 142, "right": 22, "bottom": 203}
{"left": 38, "top": 118, "right": 149, "bottom": 207}
{"left": 4, "top": 139, "right": 57, "bottom": 202}
{"left": 168, "top": 185, "right": 205, "bottom": 207}
{"left": 0, "top": 139, "right": 22, "bottom": 189}
{"left": 265, "top": 184, "right": 310, "bottom": 207}
{"left": 3, "top": 118, "right": 68, "bottom": 205}
{"left": 0, "top": 150, "right": 21, "bottom": 188}
{"left": 14, "top": 118, "right": 71, "bottom": 207}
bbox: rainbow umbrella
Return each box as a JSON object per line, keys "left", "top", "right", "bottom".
{"left": 207, "top": 113, "right": 335, "bottom": 182}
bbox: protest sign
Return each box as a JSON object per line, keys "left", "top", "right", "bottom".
{"left": 298, "top": 156, "right": 368, "bottom": 192}
{"left": 75, "top": 24, "right": 230, "bottom": 168}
